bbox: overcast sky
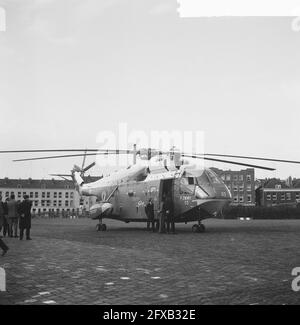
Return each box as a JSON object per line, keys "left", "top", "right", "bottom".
{"left": 0, "top": 0, "right": 300, "bottom": 180}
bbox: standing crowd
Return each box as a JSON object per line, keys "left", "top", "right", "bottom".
{"left": 145, "top": 194, "right": 176, "bottom": 234}
{"left": 0, "top": 194, "right": 33, "bottom": 256}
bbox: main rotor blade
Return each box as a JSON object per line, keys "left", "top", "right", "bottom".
{"left": 12, "top": 152, "right": 132, "bottom": 162}
{"left": 3, "top": 147, "right": 300, "bottom": 165}
{"left": 181, "top": 155, "right": 276, "bottom": 171}
{"left": 0, "top": 149, "right": 132, "bottom": 154}
{"left": 203, "top": 153, "right": 300, "bottom": 165}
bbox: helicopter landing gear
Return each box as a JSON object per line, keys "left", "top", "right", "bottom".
{"left": 192, "top": 222, "right": 206, "bottom": 233}
{"left": 96, "top": 220, "right": 107, "bottom": 231}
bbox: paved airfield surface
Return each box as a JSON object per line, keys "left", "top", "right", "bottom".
{"left": 1, "top": 218, "right": 300, "bottom": 305}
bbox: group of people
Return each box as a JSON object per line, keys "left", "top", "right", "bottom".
{"left": 145, "top": 195, "right": 176, "bottom": 234}
{"left": 0, "top": 193, "right": 33, "bottom": 256}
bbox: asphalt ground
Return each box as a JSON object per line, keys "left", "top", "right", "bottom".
{"left": 1, "top": 217, "right": 300, "bottom": 305}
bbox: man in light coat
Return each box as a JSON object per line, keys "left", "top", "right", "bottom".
{"left": 7, "top": 194, "right": 19, "bottom": 238}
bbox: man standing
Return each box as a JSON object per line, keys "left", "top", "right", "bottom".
{"left": 165, "top": 194, "right": 176, "bottom": 234}
{"left": 0, "top": 194, "right": 4, "bottom": 235}
{"left": 158, "top": 196, "right": 166, "bottom": 234}
{"left": 7, "top": 194, "right": 19, "bottom": 238}
{"left": 0, "top": 195, "right": 9, "bottom": 256}
{"left": 18, "top": 195, "right": 32, "bottom": 240}
{"left": 2, "top": 198, "right": 9, "bottom": 237}
{"left": 145, "top": 198, "right": 155, "bottom": 232}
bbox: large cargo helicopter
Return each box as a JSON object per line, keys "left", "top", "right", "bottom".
{"left": 1, "top": 147, "right": 300, "bottom": 233}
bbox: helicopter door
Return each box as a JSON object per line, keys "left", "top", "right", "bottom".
{"left": 160, "top": 179, "right": 174, "bottom": 201}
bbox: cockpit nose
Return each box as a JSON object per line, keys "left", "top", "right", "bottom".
{"left": 195, "top": 169, "right": 231, "bottom": 199}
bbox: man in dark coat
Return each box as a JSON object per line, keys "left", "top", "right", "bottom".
{"left": 0, "top": 195, "right": 9, "bottom": 256}
{"left": 145, "top": 198, "right": 155, "bottom": 232}
{"left": 18, "top": 195, "right": 32, "bottom": 240}
{"left": 165, "top": 194, "right": 176, "bottom": 234}
{"left": 158, "top": 196, "right": 167, "bottom": 234}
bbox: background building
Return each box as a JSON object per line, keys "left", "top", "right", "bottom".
{"left": 0, "top": 177, "right": 98, "bottom": 216}
{"left": 211, "top": 168, "right": 256, "bottom": 206}
{"left": 256, "top": 178, "right": 300, "bottom": 207}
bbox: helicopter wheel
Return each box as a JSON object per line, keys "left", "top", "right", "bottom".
{"left": 192, "top": 224, "right": 206, "bottom": 233}
{"left": 198, "top": 224, "right": 206, "bottom": 233}
{"left": 96, "top": 221, "right": 107, "bottom": 232}
{"left": 192, "top": 224, "right": 199, "bottom": 233}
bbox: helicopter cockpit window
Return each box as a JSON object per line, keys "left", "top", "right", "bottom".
{"left": 180, "top": 177, "right": 195, "bottom": 194}
{"left": 205, "top": 169, "right": 222, "bottom": 184}
{"left": 188, "top": 177, "right": 194, "bottom": 185}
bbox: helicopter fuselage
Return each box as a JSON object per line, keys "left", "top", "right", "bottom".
{"left": 79, "top": 165, "right": 232, "bottom": 223}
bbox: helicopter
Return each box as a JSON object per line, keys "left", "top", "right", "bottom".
{"left": 1, "top": 146, "right": 300, "bottom": 233}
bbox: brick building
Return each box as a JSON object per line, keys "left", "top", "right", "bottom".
{"left": 211, "top": 168, "right": 256, "bottom": 206}
{"left": 256, "top": 178, "right": 300, "bottom": 207}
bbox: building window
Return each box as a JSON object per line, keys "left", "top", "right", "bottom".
{"left": 47, "top": 192, "right": 50, "bottom": 198}
{"left": 239, "top": 175, "right": 244, "bottom": 181}
{"left": 34, "top": 200, "right": 39, "bottom": 207}
{"left": 65, "top": 192, "right": 69, "bottom": 198}
{"left": 42, "top": 192, "right": 45, "bottom": 198}
{"left": 65, "top": 200, "right": 69, "bottom": 207}
{"left": 239, "top": 186, "right": 244, "bottom": 192}
{"left": 70, "top": 192, "right": 74, "bottom": 199}
{"left": 59, "top": 192, "right": 62, "bottom": 198}
{"left": 35, "top": 192, "right": 39, "bottom": 198}
{"left": 18, "top": 192, "right": 22, "bottom": 198}
{"left": 286, "top": 193, "right": 291, "bottom": 200}
{"left": 5, "top": 191, "right": 9, "bottom": 197}
{"left": 234, "top": 175, "right": 238, "bottom": 181}
{"left": 247, "top": 195, "right": 252, "bottom": 203}
{"left": 234, "top": 196, "right": 238, "bottom": 202}
{"left": 54, "top": 192, "right": 57, "bottom": 198}
{"left": 47, "top": 200, "right": 51, "bottom": 207}
{"left": 30, "top": 192, "right": 33, "bottom": 198}
{"left": 266, "top": 194, "right": 271, "bottom": 200}
{"left": 296, "top": 193, "right": 300, "bottom": 200}
{"left": 41, "top": 200, "right": 45, "bottom": 207}
{"left": 53, "top": 200, "right": 57, "bottom": 207}
{"left": 247, "top": 175, "right": 252, "bottom": 182}
{"left": 247, "top": 185, "right": 252, "bottom": 192}
{"left": 233, "top": 186, "right": 238, "bottom": 192}
{"left": 58, "top": 200, "right": 62, "bottom": 207}
{"left": 272, "top": 194, "right": 277, "bottom": 200}
{"left": 239, "top": 196, "right": 244, "bottom": 203}
{"left": 281, "top": 194, "right": 285, "bottom": 201}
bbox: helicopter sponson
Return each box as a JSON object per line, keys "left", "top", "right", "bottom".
{"left": 89, "top": 202, "right": 113, "bottom": 220}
